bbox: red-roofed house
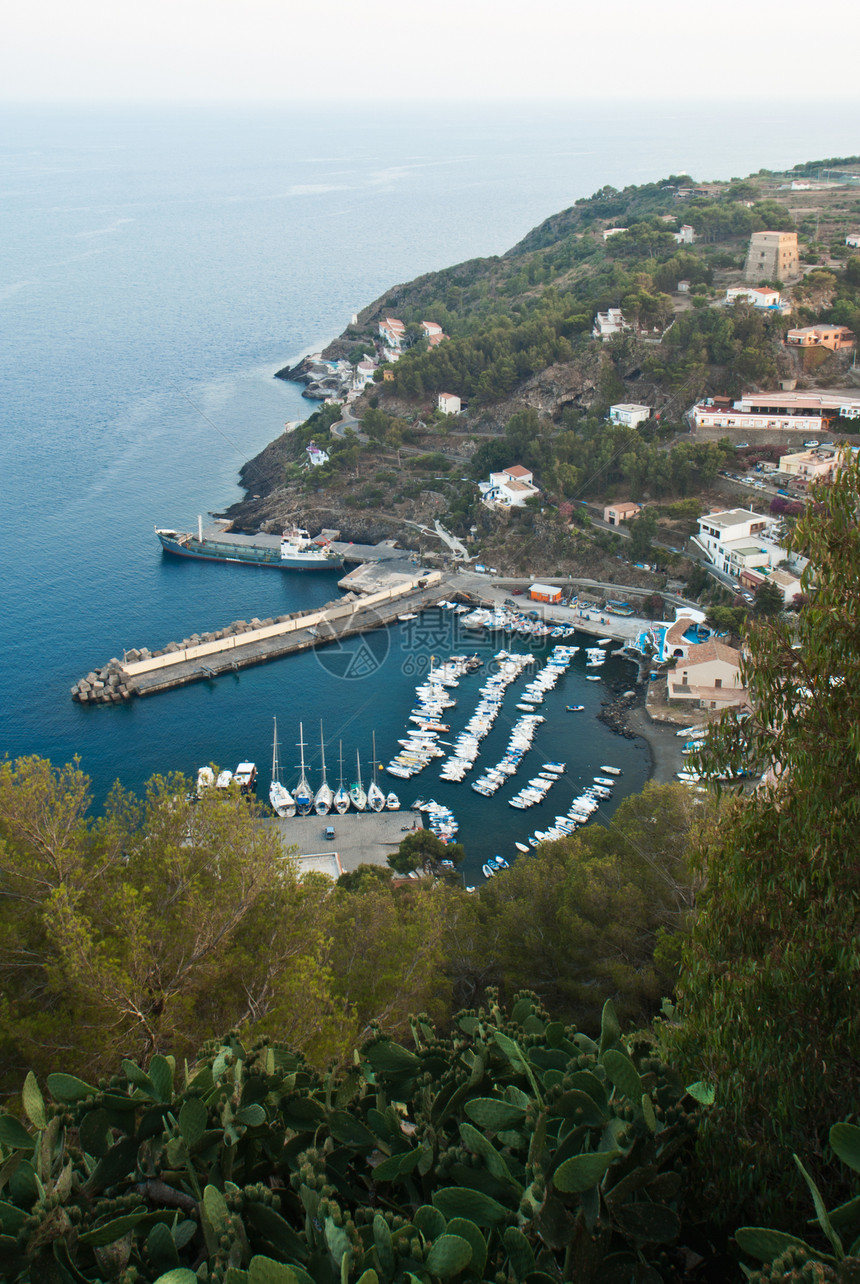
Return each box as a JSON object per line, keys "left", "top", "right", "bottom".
{"left": 437, "top": 392, "right": 461, "bottom": 416}
{"left": 667, "top": 640, "right": 748, "bottom": 710}
{"left": 378, "top": 317, "right": 406, "bottom": 350}
{"left": 480, "top": 465, "right": 540, "bottom": 508}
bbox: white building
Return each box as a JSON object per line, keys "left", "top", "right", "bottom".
{"left": 421, "top": 321, "right": 444, "bottom": 340}
{"left": 847, "top": 234, "right": 860, "bottom": 249}
{"left": 693, "top": 508, "right": 784, "bottom": 578}
{"left": 437, "top": 392, "right": 461, "bottom": 416}
{"left": 480, "top": 464, "right": 540, "bottom": 508}
{"left": 609, "top": 403, "right": 651, "bottom": 428}
{"left": 378, "top": 317, "right": 405, "bottom": 350}
{"left": 602, "top": 227, "right": 628, "bottom": 241}
{"left": 593, "top": 308, "right": 629, "bottom": 340}
{"left": 353, "top": 358, "right": 377, "bottom": 389}
{"left": 725, "top": 286, "right": 781, "bottom": 309}
{"left": 673, "top": 224, "right": 696, "bottom": 245}
{"left": 690, "top": 391, "right": 860, "bottom": 434}
{"left": 306, "top": 441, "right": 330, "bottom": 467}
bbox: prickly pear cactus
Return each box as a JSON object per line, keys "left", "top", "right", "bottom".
{"left": 0, "top": 997, "right": 701, "bottom": 1283}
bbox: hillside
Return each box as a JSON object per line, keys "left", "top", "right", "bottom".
{"left": 228, "top": 157, "right": 860, "bottom": 588}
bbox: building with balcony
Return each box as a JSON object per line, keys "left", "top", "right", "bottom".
{"left": 480, "top": 464, "right": 540, "bottom": 509}
{"left": 693, "top": 508, "right": 778, "bottom": 577}
{"left": 667, "top": 640, "right": 748, "bottom": 710}
{"left": 608, "top": 403, "right": 651, "bottom": 428}
{"left": 593, "top": 308, "right": 629, "bottom": 339}
{"left": 690, "top": 390, "right": 860, "bottom": 433}
{"left": 785, "top": 324, "right": 855, "bottom": 351}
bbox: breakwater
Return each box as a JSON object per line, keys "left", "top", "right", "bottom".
{"left": 72, "top": 571, "right": 450, "bottom": 704}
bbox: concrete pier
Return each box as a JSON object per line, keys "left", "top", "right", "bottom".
{"left": 71, "top": 569, "right": 454, "bottom": 705}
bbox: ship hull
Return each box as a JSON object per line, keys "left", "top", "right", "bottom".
{"left": 156, "top": 531, "right": 343, "bottom": 571}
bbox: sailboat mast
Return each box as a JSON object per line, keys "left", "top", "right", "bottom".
{"left": 320, "top": 721, "right": 327, "bottom": 785}
{"left": 272, "top": 716, "right": 280, "bottom": 782}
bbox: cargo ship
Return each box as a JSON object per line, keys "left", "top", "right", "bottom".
{"left": 155, "top": 518, "right": 343, "bottom": 571}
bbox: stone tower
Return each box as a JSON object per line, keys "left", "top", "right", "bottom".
{"left": 744, "top": 230, "right": 800, "bottom": 283}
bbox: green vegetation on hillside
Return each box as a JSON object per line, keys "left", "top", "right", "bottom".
{"left": 669, "top": 454, "right": 860, "bottom": 1224}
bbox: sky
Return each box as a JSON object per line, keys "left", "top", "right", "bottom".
{"left": 3, "top": 0, "right": 860, "bottom": 103}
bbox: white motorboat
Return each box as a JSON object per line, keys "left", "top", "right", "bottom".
{"left": 333, "top": 741, "right": 350, "bottom": 814}
{"left": 269, "top": 718, "right": 295, "bottom": 817}
{"left": 350, "top": 749, "right": 367, "bottom": 811}
{"left": 216, "top": 769, "right": 233, "bottom": 789}
{"left": 367, "top": 732, "right": 386, "bottom": 812}
{"left": 600, "top": 765, "right": 622, "bottom": 775}
{"left": 196, "top": 766, "right": 215, "bottom": 795}
{"left": 233, "top": 763, "right": 257, "bottom": 793}
{"left": 294, "top": 723, "right": 313, "bottom": 816}
{"left": 385, "top": 791, "right": 401, "bottom": 810}
{"left": 514, "top": 841, "right": 529, "bottom": 853}
{"left": 314, "top": 724, "right": 333, "bottom": 816}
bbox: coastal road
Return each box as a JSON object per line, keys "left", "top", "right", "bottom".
{"left": 331, "top": 405, "right": 368, "bottom": 442}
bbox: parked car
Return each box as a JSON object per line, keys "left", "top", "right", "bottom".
{"left": 804, "top": 439, "right": 820, "bottom": 448}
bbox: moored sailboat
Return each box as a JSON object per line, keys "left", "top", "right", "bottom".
{"left": 314, "top": 722, "right": 333, "bottom": 816}
{"left": 349, "top": 750, "right": 367, "bottom": 812}
{"left": 269, "top": 717, "right": 295, "bottom": 817}
{"left": 333, "top": 741, "right": 350, "bottom": 814}
{"left": 367, "top": 731, "right": 386, "bottom": 812}
{"left": 294, "top": 723, "right": 313, "bottom": 816}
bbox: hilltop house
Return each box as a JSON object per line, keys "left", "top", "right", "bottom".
{"left": 421, "top": 321, "right": 448, "bottom": 346}
{"left": 667, "top": 640, "right": 748, "bottom": 710}
{"left": 693, "top": 508, "right": 784, "bottom": 578}
{"left": 609, "top": 403, "right": 651, "bottom": 428}
{"left": 785, "top": 324, "right": 855, "bottom": 351}
{"left": 726, "top": 286, "right": 782, "bottom": 309}
{"left": 690, "top": 391, "right": 860, "bottom": 434}
{"left": 480, "top": 464, "right": 540, "bottom": 509}
{"left": 673, "top": 224, "right": 696, "bottom": 245}
{"left": 353, "top": 358, "right": 377, "bottom": 389}
{"left": 437, "top": 392, "right": 461, "bottom": 416}
{"left": 603, "top": 501, "right": 642, "bottom": 526}
{"left": 306, "top": 441, "right": 330, "bottom": 467}
{"left": 602, "top": 227, "right": 628, "bottom": 241}
{"left": 778, "top": 447, "right": 846, "bottom": 484}
{"left": 593, "top": 308, "right": 629, "bottom": 339}
{"left": 738, "top": 565, "right": 803, "bottom": 605}
{"left": 378, "top": 317, "right": 405, "bottom": 353}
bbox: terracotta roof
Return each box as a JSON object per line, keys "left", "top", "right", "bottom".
{"left": 607, "top": 501, "right": 640, "bottom": 514}
{"left": 504, "top": 479, "right": 536, "bottom": 493}
{"left": 682, "top": 639, "right": 742, "bottom": 668}
{"left": 504, "top": 465, "right": 532, "bottom": 478}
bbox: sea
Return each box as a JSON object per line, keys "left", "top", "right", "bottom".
{"left": 3, "top": 100, "right": 858, "bottom": 875}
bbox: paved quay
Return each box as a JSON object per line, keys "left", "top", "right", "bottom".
{"left": 271, "top": 809, "right": 423, "bottom": 876}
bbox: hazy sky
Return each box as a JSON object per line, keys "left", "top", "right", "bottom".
{"left": 3, "top": 0, "right": 860, "bottom": 103}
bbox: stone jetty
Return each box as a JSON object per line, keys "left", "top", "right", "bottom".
{"left": 72, "top": 570, "right": 452, "bottom": 705}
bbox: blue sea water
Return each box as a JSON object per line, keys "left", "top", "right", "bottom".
{"left": 3, "top": 100, "right": 859, "bottom": 872}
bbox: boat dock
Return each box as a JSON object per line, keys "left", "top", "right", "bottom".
{"left": 72, "top": 568, "right": 454, "bottom": 704}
